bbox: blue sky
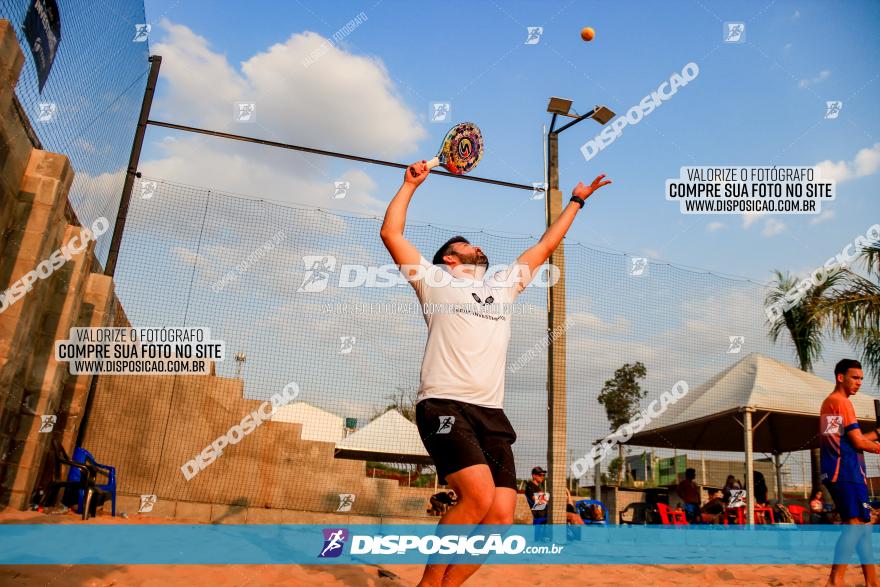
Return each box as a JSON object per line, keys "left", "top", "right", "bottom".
{"left": 139, "top": 0, "right": 880, "bottom": 282}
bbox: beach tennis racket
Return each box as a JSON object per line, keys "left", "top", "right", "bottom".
{"left": 410, "top": 122, "right": 484, "bottom": 177}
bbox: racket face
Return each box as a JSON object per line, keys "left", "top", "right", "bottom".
{"left": 439, "top": 122, "right": 483, "bottom": 175}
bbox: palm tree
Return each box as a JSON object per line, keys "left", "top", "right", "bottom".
{"left": 765, "top": 240, "right": 880, "bottom": 382}
{"left": 814, "top": 241, "right": 880, "bottom": 384}
{"left": 764, "top": 269, "right": 844, "bottom": 372}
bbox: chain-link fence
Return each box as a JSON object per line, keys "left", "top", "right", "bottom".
{"left": 75, "top": 173, "right": 873, "bottom": 519}
{"left": 0, "top": 0, "right": 149, "bottom": 265}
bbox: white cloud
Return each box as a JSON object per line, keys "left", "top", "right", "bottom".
{"left": 143, "top": 136, "right": 385, "bottom": 215}
{"left": 707, "top": 221, "right": 725, "bottom": 232}
{"left": 151, "top": 19, "right": 425, "bottom": 157}
{"left": 742, "top": 215, "right": 785, "bottom": 237}
{"left": 798, "top": 69, "right": 830, "bottom": 88}
{"left": 761, "top": 218, "right": 787, "bottom": 237}
{"left": 742, "top": 213, "right": 761, "bottom": 229}
{"left": 815, "top": 143, "right": 880, "bottom": 183}
{"left": 810, "top": 209, "right": 835, "bottom": 225}
{"left": 141, "top": 19, "right": 427, "bottom": 216}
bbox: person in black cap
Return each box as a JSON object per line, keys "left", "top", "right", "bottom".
{"left": 524, "top": 467, "right": 549, "bottom": 520}
{"left": 524, "top": 467, "right": 550, "bottom": 541}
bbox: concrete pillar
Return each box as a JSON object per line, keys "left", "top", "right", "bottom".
{"left": 774, "top": 453, "right": 784, "bottom": 504}
{"left": 743, "top": 409, "right": 755, "bottom": 527}
{"left": 546, "top": 130, "right": 568, "bottom": 525}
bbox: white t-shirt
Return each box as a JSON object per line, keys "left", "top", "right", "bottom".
{"left": 405, "top": 256, "right": 524, "bottom": 409}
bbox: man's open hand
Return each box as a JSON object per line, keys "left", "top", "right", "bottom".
{"left": 572, "top": 174, "right": 612, "bottom": 201}
{"left": 404, "top": 161, "right": 430, "bottom": 187}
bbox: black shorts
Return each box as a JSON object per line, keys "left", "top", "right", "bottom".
{"left": 824, "top": 480, "right": 872, "bottom": 522}
{"left": 415, "top": 397, "right": 517, "bottom": 490}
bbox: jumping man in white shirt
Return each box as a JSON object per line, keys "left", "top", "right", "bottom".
{"left": 380, "top": 160, "right": 611, "bottom": 587}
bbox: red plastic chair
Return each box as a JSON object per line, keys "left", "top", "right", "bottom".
{"left": 657, "top": 503, "right": 688, "bottom": 525}
{"left": 786, "top": 504, "right": 807, "bottom": 524}
{"left": 754, "top": 505, "right": 775, "bottom": 524}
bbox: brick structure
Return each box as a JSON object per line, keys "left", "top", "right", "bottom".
{"left": 0, "top": 19, "right": 437, "bottom": 518}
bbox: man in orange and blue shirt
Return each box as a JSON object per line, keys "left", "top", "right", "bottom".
{"left": 820, "top": 358, "right": 880, "bottom": 587}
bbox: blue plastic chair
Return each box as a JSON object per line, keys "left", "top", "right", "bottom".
{"left": 67, "top": 447, "right": 116, "bottom": 516}
{"left": 574, "top": 499, "right": 608, "bottom": 525}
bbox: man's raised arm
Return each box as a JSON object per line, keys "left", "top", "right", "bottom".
{"left": 380, "top": 161, "right": 429, "bottom": 267}
{"left": 515, "top": 174, "right": 612, "bottom": 286}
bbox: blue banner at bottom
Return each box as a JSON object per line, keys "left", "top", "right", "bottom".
{"left": 1, "top": 524, "right": 879, "bottom": 565}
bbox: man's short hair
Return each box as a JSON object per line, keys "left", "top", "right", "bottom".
{"left": 834, "top": 358, "right": 863, "bottom": 378}
{"left": 433, "top": 236, "right": 469, "bottom": 266}
{"left": 685, "top": 468, "right": 696, "bottom": 479}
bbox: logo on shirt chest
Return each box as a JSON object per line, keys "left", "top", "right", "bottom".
{"left": 823, "top": 415, "right": 843, "bottom": 435}
{"left": 471, "top": 292, "right": 494, "bottom": 306}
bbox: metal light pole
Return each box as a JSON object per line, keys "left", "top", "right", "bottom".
{"left": 545, "top": 98, "right": 614, "bottom": 524}
{"left": 76, "top": 55, "right": 162, "bottom": 448}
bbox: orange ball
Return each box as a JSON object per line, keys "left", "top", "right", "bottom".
{"left": 581, "top": 27, "right": 595, "bottom": 42}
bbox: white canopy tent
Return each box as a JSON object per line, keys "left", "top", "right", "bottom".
{"left": 335, "top": 409, "right": 432, "bottom": 465}
{"left": 270, "top": 401, "right": 345, "bottom": 444}
{"left": 625, "top": 353, "right": 879, "bottom": 525}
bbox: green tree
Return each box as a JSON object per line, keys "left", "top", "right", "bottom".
{"left": 815, "top": 241, "right": 880, "bottom": 384}
{"left": 597, "top": 362, "right": 647, "bottom": 485}
{"left": 765, "top": 269, "right": 844, "bottom": 372}
{"left": 371, "top": 386, "right": 417, "bottom": 423}
{"left": 766, "top": 240, "right": 880, "bottom": 384}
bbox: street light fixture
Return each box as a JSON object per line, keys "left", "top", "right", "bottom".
{"left": 543, "top": 97, "right": 614, "bottom": 525}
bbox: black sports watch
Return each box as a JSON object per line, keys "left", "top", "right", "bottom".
{"left": 570, "top": 195, "right": 585, "bottom": 209}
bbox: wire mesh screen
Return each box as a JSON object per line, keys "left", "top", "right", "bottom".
{"left": 78, "top": 175, "right": 874, "bottom": 518}
{"left": 0, "top": 0, "right": 149, "bottom": 265}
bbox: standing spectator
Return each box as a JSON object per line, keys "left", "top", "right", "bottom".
{"left": 820, "top": 358, "right": 880, "bottom": 586}
{"left": 524, "top": 467, "right": 549, "bottom": 520}
{"left": 753, "top": 471, "right": 769, "bottom": 505}
{"left": 524, "top": 467, "right": 549, "bottom": 542}
{"left": 675, "top": 468, "right": 701, "bottom": 523}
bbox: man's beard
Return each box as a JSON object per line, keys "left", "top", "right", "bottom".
{"left": 457, "top": 250, "right": 489, "bottom": 269}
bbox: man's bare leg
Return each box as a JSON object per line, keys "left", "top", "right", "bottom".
{"left": 440, "top": 487, "right": 517, "bottom": 587}
{"left": 827, "top": 518, "right": 878, "bottom": 587}
{"left": 417, "top": 465, "right": 495, "bottom": 587}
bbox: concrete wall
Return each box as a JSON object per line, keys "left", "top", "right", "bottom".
{"left": 0, "top": 19, "right": 119, "bottom": 509}
{"left": 81, "top": 371, "right": 439, "bottom": 516}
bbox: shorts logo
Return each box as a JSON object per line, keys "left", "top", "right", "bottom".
{"left": 437, "top": 416, "right": 455, "bottom": 434}
{"left": 824, "top": 415, "right": 843, "bottom": 435}
{"left": 319, "top": 528, "right": 348, "bottom": 558}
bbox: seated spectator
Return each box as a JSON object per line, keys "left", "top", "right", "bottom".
{"left": 675, "top": 468, "right": 701, "bottom": 523}
{"left": 722, "top": 475, "right": 742, "bottom": 503}
{"left": 701, "top": 488, "right": 726, "bottom": 524}
{"left": 565, "top": 489, "right": 585, "bottom": 525}
{"left": 809, "top": 488, "right": 830, "bottom": 524}
{"left": 428, "top": 490, "right": 456, "bottom": 516}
